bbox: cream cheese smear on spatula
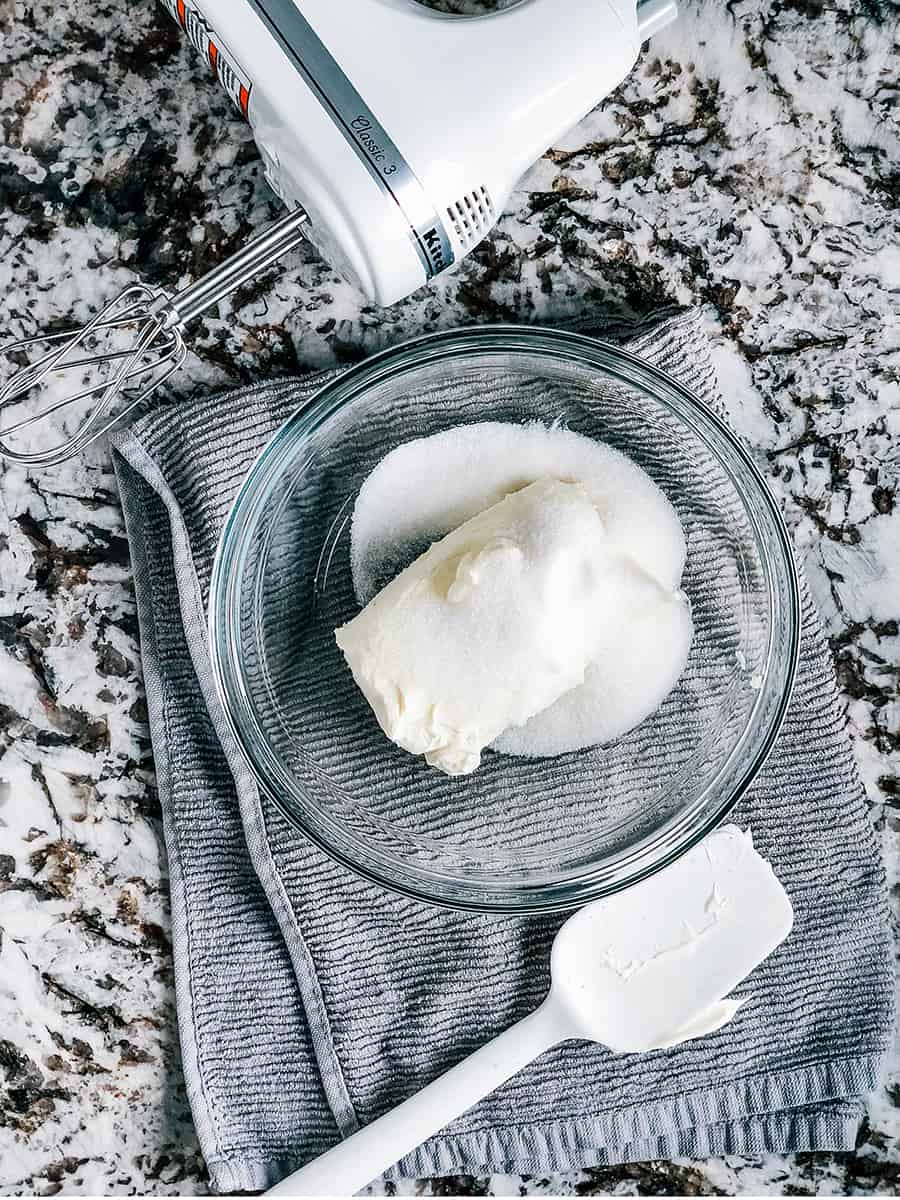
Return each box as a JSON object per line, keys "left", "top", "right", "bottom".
{"left": 268, "top": 826, "right": 794, "bottom": 1196}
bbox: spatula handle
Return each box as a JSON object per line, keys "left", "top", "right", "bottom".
{"left": 267, "top": 997, "right": 565, "bottom": 1196}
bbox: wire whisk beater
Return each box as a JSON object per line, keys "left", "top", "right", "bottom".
{"left": 0, "top": 208, "right": 308, "bottom": 468}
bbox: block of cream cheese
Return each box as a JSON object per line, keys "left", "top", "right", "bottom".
{"left": 335, "top": 477, "right": 609, "bottom": 775}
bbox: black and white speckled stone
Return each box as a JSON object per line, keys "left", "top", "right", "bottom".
{"left": 0, "top": 0, "right": 898, "bottom": 1194}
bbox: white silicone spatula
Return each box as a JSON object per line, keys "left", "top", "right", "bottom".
{"left": 268, "top": 826, "right": 793, "bottom": 1197}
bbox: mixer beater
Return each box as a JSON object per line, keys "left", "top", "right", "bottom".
{"left": 0, "top": 208, "right": 308, "bottom": 468}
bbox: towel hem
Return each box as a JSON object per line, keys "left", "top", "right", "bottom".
{"left": 204, "top": 1073, "right": 870, "bottom": 1192}
{"left": 112, "top": 448, "right": 226, "bottom": 1168}
{"left": 111, "top": 430, "right": 358, "bottom": 1160}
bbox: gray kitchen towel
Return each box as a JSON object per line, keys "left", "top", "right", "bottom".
{"left": 110, "top": 310, "right": 893, "bottom": 1194}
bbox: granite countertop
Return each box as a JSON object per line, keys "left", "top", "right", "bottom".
{"left": 1, "top": 0, "right": 898, "bottom": 1194}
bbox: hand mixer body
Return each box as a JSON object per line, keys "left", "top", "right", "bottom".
{"left": 173, "top": 0, "right": 663, "bottom": 305}
{"left": 0, "top": 0, "right": 677, "bottom": 466}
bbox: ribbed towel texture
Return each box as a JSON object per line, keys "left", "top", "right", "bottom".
{"left": 111, "top": 311, "right": 893, "bottom": 1193}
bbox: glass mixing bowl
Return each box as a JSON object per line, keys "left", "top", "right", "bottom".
{"left": 209, "top": 326, "right": 800, "bottom": 912}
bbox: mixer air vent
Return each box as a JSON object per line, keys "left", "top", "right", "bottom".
{"left": 447, "top": 185, "right": 495, "bottom": 251}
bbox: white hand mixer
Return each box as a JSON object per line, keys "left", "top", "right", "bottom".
{"left": 0, "top": 0, "right": 678, "bottom": 467}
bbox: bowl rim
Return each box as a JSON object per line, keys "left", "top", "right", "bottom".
{"left": 208, "top": 324, "right": 801, "bottom": 913}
